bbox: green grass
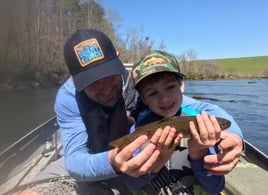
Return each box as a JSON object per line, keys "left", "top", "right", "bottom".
{"left": 207, "top": 56, "right": 268, "bottom": 77}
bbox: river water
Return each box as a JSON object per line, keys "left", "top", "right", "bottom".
{"left": 184, "top": 79, "right": 268, "bottom": 155}
{"left": 0, "top": 79, "right": 267, "bottom": 155}
{"left": 0, "top": 87, "right": 58, "bottom": 153}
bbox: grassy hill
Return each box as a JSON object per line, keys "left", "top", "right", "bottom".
{"left": 126, "top": 55, "right": 268, "bottom": 79}
{"left": 204, "top": 56, "right": 268, "bottom": 77}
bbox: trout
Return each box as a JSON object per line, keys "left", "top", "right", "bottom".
{"left": 109, "top": 116, "right": 231, "bottom": 151}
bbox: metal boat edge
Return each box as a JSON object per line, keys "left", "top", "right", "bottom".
{"left": 0, "top": 117, "right": 268, "bottom": 195}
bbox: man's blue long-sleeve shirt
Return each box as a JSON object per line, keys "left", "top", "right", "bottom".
{"left": 54, "top": 78, "right": 243, "bottom": 188}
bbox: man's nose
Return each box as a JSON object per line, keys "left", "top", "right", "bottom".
{"left": 98, "top": 82, "right": 111, "bottom": 94}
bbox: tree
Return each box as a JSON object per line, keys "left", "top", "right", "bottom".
{"left": 262, "top": 65, "right": 268, "bottom": 78}
{"left": 177, "top": 49, "right": 197, "bottom": 74}
{"left": 0, "top": 0, "right": 164, "bottom": 89}
{"left": 0, "top": 0, "right": 115, "bottom": 87}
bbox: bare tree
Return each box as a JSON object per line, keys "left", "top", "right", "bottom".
{"left": 0, "top": 0, "right": 163, "bottom": 88}
{"left": 177, "top": 49, "right": 197, "bottom": 74}
{"left": 197, "top": 61, "right": 223, "bottom": 79}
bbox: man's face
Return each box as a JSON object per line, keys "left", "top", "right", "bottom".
{"left": 84, "top": 75, "right": 122, "bottom": 107}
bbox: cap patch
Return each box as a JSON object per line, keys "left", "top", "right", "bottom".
{"left": 74, "top": 38, "right": 104, "bottom": 67}
{"left": 142, "top": 56, "right": 167, "bottom": 67}
{"left": 133, "top": 54, "right": 173, "bottom": 76}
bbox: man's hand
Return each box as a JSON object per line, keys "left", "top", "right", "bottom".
{"left": 108, "top": 126, "right": 182, "bottom": 177}
{"left": 203, "top": 131, "right": 243, "bottom": 175}
{"left": 109, "top": 135, "right": 160, "bottom": 177}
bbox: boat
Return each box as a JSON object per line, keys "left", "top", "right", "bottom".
{"left": 0, "top": 117, "right": 268, "bottom": 195}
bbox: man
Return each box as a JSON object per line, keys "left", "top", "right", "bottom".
{"left": 53, "top": 29, "right": 243, "bottom": 194}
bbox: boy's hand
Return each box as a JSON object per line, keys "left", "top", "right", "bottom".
{"left": 149, "top": 126, "right": 183, "bottom": 173}
{"left": 188, "top": 111, "right": 221, "bottom": 160}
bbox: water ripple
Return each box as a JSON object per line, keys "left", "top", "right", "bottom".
{"left": 185, "top": 79, "right": 268, "bottom": 155}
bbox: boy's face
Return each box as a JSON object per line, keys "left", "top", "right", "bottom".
{"left": 139, "top": 74, "right": 184, "bottom": 117}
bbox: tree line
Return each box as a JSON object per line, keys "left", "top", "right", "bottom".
{"left": 0, "top": 0, "right": 166, "bottom": 90}
{"left": 0, "top": 0, "right": 266, "bottom": 91}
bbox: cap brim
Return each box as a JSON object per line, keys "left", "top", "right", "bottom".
{"left": 177, "top": 73, "right": 185, "bottom": 79}
{"left": 73, "top": 58, "right": 125, "bottom": 91}
{"left": 134, "top": 71, "right": 185, "bottom": 88}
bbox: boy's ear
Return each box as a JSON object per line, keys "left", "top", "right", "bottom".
{"left": 180, "top": 81, "right": 185, "bottom": 93}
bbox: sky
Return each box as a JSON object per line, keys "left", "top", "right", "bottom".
{"left": 100, "top": 0, "right": 268, "bottom": 60}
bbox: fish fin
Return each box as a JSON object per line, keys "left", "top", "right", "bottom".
{"left": 150, "top": 116, "right": 177, "bottom": 125}
{"left": 134, "top": 118, "right": 167, "bottom": 132}
{"left": 109, "top": 131, "right": 141, "bottom": 151}
{"left": 109, "top": 137, "right": 125, "bottom": 151}
{"left": 134, "top": 126, "right": 143, "bottom": 132}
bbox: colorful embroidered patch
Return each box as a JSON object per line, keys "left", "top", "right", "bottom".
{"left": 142, "top": 55, "right": 169, "bottom": 67}
{"left": 133, "top": 54, "right": 175, "bottom": 77}
{"left": 74, "top": 38, "right": 104, "bottom": 67}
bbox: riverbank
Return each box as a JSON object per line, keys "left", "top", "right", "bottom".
{"left": 1, "top": 55, "right": 267, "bottom": 92}
{"left": 0, "top": 80, "right": 60, "bottom": 92}
{"left": 1, "top": 76, "right": 266, "bottom": 92}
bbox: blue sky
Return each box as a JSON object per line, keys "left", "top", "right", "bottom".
{"left": 100, "top": 0, "right": 268, "bottom": 60}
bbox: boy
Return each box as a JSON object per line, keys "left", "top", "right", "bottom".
{"left": 131, "top": 50, "right": 225, "bottom": 194}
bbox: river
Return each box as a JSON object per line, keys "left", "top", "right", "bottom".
{"left": 0, "top": 87, "right": 58, "bottom": 152}
{"left": 0, "top": 79, "right": 267, "bottom": 155}
{"left": 184, "top": 79, "right": 268, "bottom": 155}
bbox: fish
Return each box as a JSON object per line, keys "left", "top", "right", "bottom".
{"left": 109, "top": 116, "right": 231, "bottom": 151}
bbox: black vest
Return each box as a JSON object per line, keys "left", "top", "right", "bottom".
{"left": 76, "top": 91, "right": 130, "bottom": 153}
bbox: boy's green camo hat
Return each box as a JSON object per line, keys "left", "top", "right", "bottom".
{"left": 132, "top": 50, "right": 184, "bottom": 87}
